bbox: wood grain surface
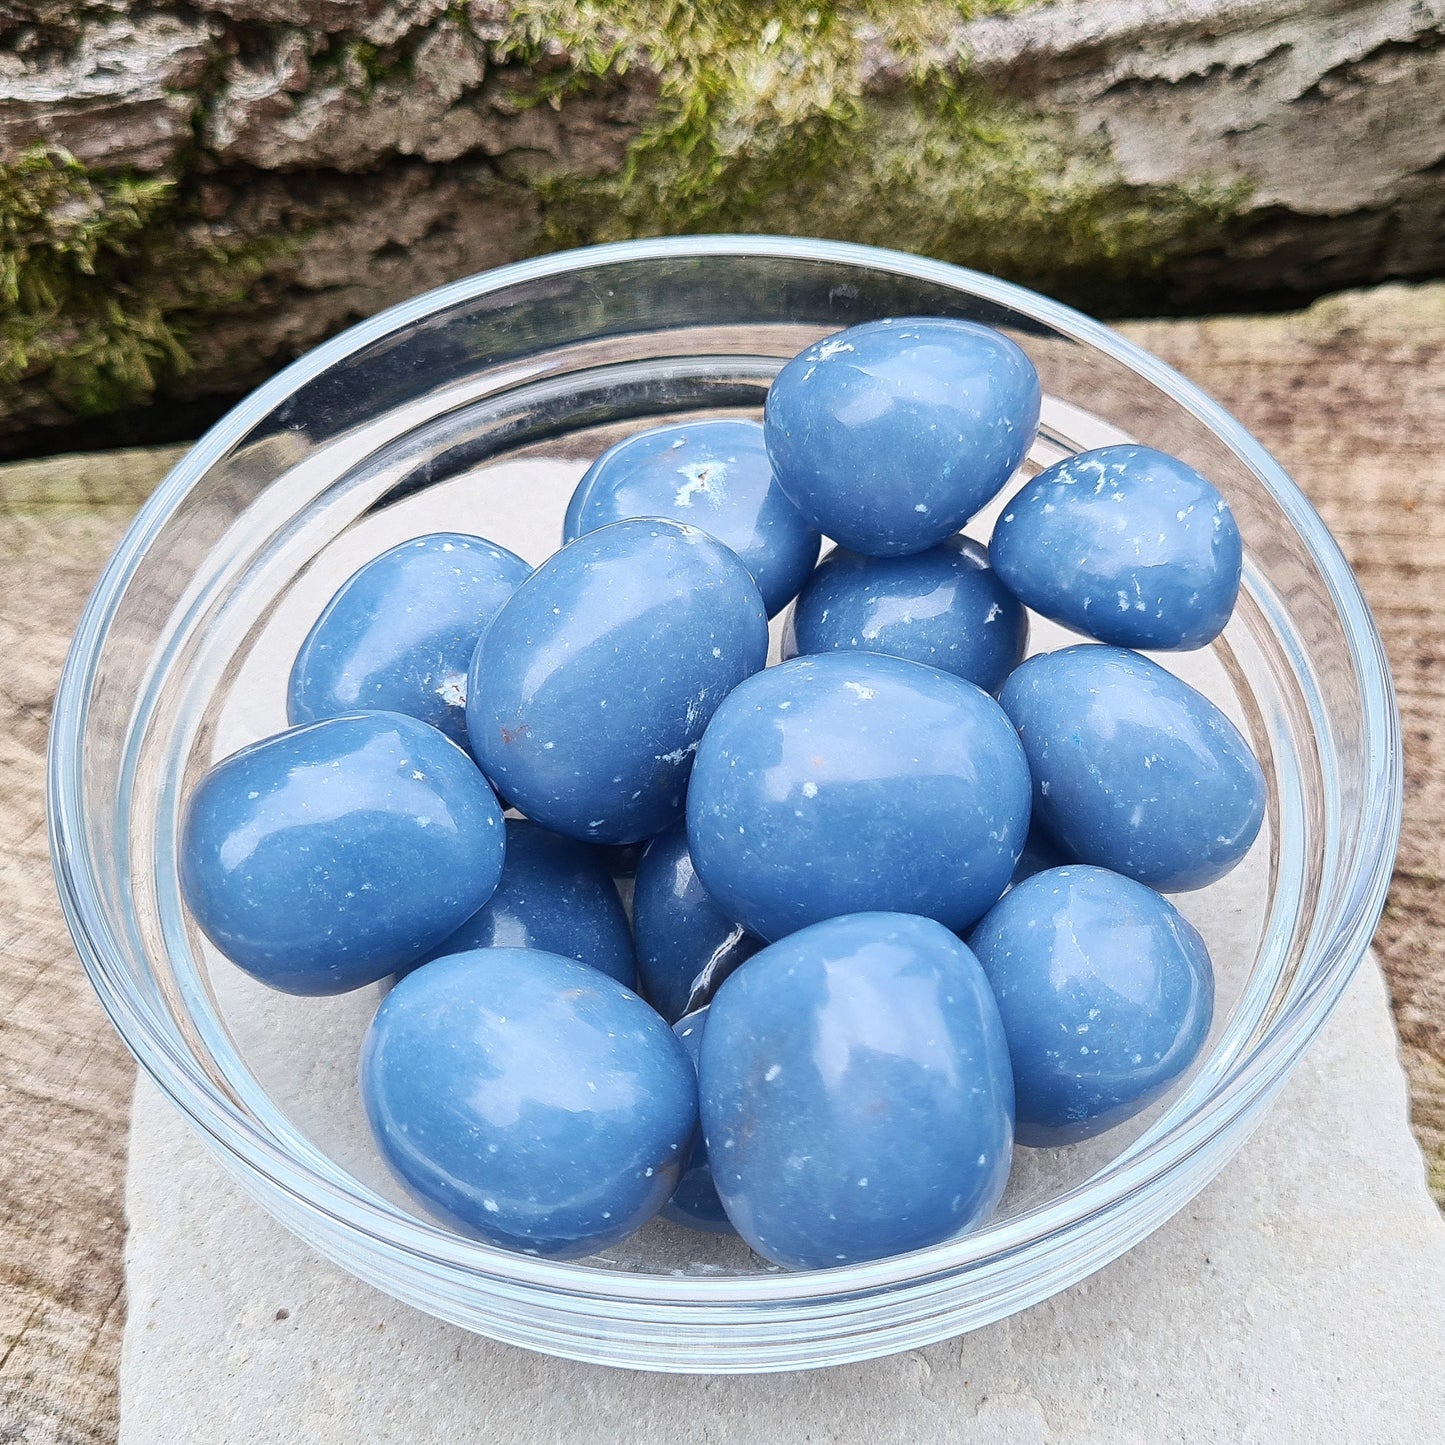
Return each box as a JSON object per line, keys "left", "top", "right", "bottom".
{"left": 0, "top": 293, "right": 1440, "bottom": 1444}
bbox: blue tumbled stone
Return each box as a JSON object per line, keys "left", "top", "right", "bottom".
{"left": 969, "top": 866, "right": 1214, "bottom": 1146}
{"left": 764, "top": 317, "right": 1040, "bottom": 557}
{"left": 687, "top": 652, "right": 1031, "bottom": 941}
{"left": 409, "top": 816, "right": 635, "bottom": 986}
{"left": 783, "top": 534, "right": 1027, "bottom": 694}
{"left": 361, "top": 947, "right": 697, "bottom": 1258}
{"left": 990, "top": 445, "right": 1242, "bottom": 650}
{"left": 633, "top": 821, "right": 761, "bottom": 1022}
{"left": 180, "top": 711, "right": 505, "bottom": 995}
{"left": 699, "top": 912, "right": 1014, "bottom": 1270}
{"left": 468, "top": 519, "right": 769, "bottom": 844}
{"left": 288, "top": 533, "right": 530, "bottom": 749}
{"left": 998, "top": 644, "right": 1266, "bottom": 891}
{"left": 563, "top": 419, "right": 821, "bottom": 617}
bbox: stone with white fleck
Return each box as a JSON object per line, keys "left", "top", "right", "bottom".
{"left": 763, "top": 318, "right": 1040, "bottom": 557}
{"left": 969, "top": 866, "right": 1214, "bottom": 1145}
{"left": 287, "top": 531, "right": 531, "bottom": 751}
{"left": 687, "top": 652, "right": 1031, "bottom": 940}
{"left": 783, "top": 534, "right": 1027, "bottom": 693}
{"left": 563, "top": 420, "right": 821, "bottom": 617}
{"left": 1000, "top": 644, "right": 1266, "bottom": 892}
{"left": 468, "top": 518, "right": 769, "bottom": 844}
{"left": 180, "top": 711, "right": 506, "bottom": 995}
{"left": 700, "top": 912, "right": 1014, "bottom": 1268}
{"left": 990, "top": 444, "right": 1242, "bottom": 650}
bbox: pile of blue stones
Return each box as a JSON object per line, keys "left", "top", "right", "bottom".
{"left": 181, "top": 317, "right": 1262, "bottom": 1270}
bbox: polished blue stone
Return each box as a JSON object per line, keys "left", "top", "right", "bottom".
{"left": 990, "top": 445, "right": 1242, "bottom": 650}
{"left": 699, "top": 912, "right": 1014, "bottom": 1270}
{"left": 764, "top": 317, "right": 1040, "bottom": 557}
{"left": 998, "top": 644, "right": 1266, "bottom": 891}
{"left": 361, "top": 947, "right": 697, "bottom": 1258}
{"left": 408, "top": 816, "right": 635, "bottom": 986}
{"left": 687, "top": 652, "right": 1031, "bottom": 941}
{"left": 783, "top": 535, "right": 1027, "bottom": 694}
{"left": 968, "top": 866, "right": 1214, "bottom": 1146}
{"left": 660, "top": 1008, "right": 733, "bottom": 1234}
{"left": 180, "top": 712, "right": 505, "bottom": 995}
{"left": 468, "top": 519, "right": 769, "bottom": 844}
{"left": 563, "top": 419, "right": 821, "bottom": 617}
{"left": 287, "top": 533, "right": 531, "bottom": 749}
{"left": 633, "top": 821, "right": 761, "bottom": 1022}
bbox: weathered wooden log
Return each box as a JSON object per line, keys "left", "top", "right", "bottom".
{"left": 0, "top": 0, "right": 1441, "bottom": 455}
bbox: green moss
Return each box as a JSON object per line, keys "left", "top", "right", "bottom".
{"left": 674, "top": 83, "right": 1254, "bottom": 307}
{"left": 314, "top": 35, "right": 418, "bottom": 95}
{"left": 503, "top": 1, "right": 1250, "bottom": 306}
{"left": 0, "top": 145, "right": 284, "bottom": 419}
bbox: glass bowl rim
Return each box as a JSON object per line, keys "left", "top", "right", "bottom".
{"left": 47, "top": 233, "right": 1403, "bottom": 1305}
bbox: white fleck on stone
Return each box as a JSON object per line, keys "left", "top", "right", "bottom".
{"left": 435, "top": 672, "right": 467, "bottom": 708}
{"left": 674, "top": 461, "right": 724, "bottom": 508}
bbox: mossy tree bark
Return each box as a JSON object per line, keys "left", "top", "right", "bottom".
{"left": 1, "top": 0, "right": 1442, "bottom": 456}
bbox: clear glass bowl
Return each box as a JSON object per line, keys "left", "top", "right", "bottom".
{"left": 48, "top": 237, "right": 1401, "bottom": 1373}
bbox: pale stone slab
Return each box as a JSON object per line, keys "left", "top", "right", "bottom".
{"left": 120, "top": 956, "right": 1445, "bottom": 1444}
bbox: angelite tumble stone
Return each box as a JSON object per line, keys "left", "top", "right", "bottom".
{"left": 969, "top": 866, "right": 1214, "bottom": 1146}
{"left": 633, "top": 821, "right": 761, "bottom": 1022}
{"left": 407, "top": 817, "right": 635, "bottom": 986}
{"left": 468, "top": 519, "right": 769, "bottom": 844}
{"left": 660, "top": 1009, "right": 732, "bottom": 1235}
{"left": 1000, "top": 645, "right": 1266, "bottom": 891}
{"left": 563, "top": 419, "right": 821, "bottom": 617}
{"left": 990, "top": 445, "right": 1242, "bottom": 650}
{"left": 687, "top": 653, "right": 1031, "bottom": 941}
{"left": 180, "top": 712, "right": 505, "bottom": 995}
{"left": 764, "top": 317, "right": 1041, "bottom": 557}
{"left": 783, "top": 535, "right": 1027, "bottom": 695}
{"left": 287, "top": 533, "right": 530, "bottom": 750}
{"left": 699, "top": 913, "right": 1015, "bottom": 1270}
{"left": 361, "top": 948, "right": 697, "bottom": 1259}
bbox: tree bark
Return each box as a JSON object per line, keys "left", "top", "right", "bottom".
{"left": 0, "top": 0, "right": 1441, "bottom": 456}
